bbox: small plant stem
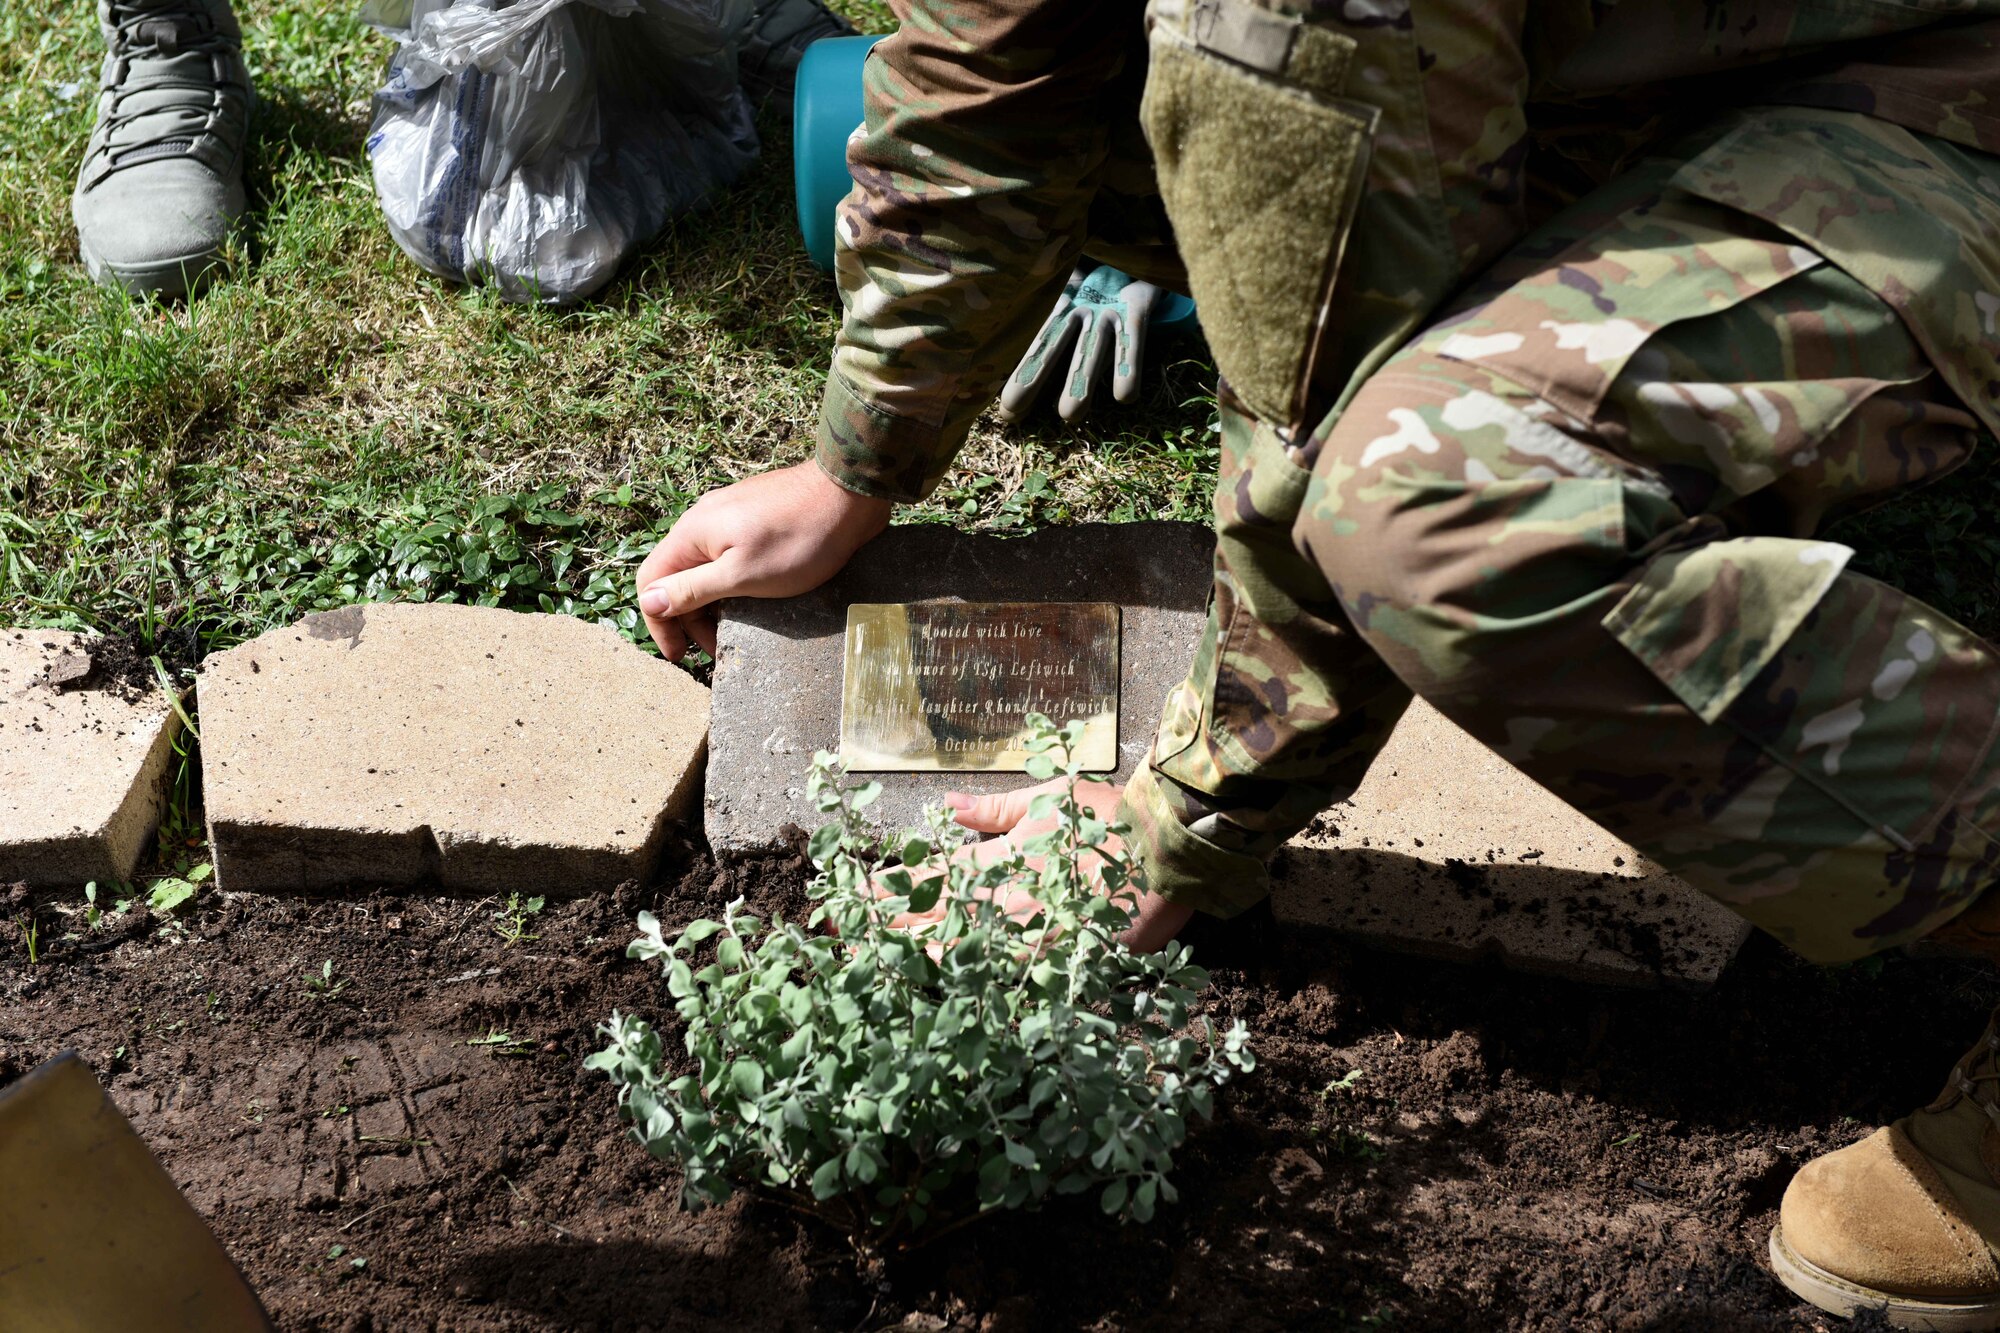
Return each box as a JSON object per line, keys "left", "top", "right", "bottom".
{"left": 863, "top": 1170, "right": 928, "bottom": 1255}
{"left": 748, "top": 1186, "right": 843, "bottom": 1229}
{"left": 336, "top": 1203, "right": 393, "bottom": 1233}
{"left": 851, "top": 825, "right": 900, "bottom": 997}
{"left": 890, "top": 1205, "right": 1000, "bottom": 1254}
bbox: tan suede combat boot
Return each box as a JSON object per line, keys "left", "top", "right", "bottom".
{"left": 1772, "top": 1010, "right": 2000, "bottom": 1329}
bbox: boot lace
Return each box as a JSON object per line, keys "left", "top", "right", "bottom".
{"left": 89, "top": 0, "right": 241, "bottom": 178}
{"left": 1951, "top": 1020, "right": 2000, "bottom": 1132}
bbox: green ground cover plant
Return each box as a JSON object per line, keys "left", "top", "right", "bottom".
{"left": 589, "top": 718, "right": 1255, "bottom": 1260}
{"left": 303, "top": 959, "right": 348, "bottom": 1001}
{"left": 146, "top": 861, "right": 213, "bottom": 916}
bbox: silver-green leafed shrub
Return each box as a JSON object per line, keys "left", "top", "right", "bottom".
{"left": 587, "top": 716, "right": 1254, "bottom": 1255}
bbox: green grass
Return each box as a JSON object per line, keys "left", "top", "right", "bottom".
{"left": 0, "top": 0, "right": 1218, "bottom": 677}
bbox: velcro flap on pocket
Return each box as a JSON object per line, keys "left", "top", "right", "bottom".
{"left": 1603, "top": 536, "right": 1853, "bottom": 724}
{"left": 1141, "top": 29, "right": 1376, "bottom": 430}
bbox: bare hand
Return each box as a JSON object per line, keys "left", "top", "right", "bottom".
{"left": 635, "top": 462, "right": 893, "bottom": 660}
{"left": 891, "top": 777, "right": 1194, "bottom": 953}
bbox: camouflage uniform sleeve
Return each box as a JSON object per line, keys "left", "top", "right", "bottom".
{"left": 814, "top": 0, "right": 1148, "bottom": 504}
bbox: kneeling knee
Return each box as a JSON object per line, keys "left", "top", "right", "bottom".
{"left": 1294, "top": 359, "right": 1642, "bottom": 651}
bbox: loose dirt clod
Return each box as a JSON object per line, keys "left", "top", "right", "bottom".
{"left": 41, "top": 649, "right": 94, "bottom": 690}
{"left": 27, "top": 634, "right": 165, "bottom": 704}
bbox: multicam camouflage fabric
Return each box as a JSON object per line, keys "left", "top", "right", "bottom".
{"left": 813, "top": 0, "right": 1160, "bottom": 501}
{"left": 817, "top": 0, "right": 2000, "bottom": 959}
{"left": 817, "top": 0, "right": 2000, "bottom": 503}
{"left": 1135, "top": 127, "right": 2000, "bottom": 960}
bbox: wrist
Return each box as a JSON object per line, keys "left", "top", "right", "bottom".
{"left": 807, "top": 460, "right": 894, "bottom": 537}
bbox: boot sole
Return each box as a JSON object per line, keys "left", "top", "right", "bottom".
{"left": 1771, "top": 1225, "right": 2000, "bottom": 1331}
{"left": 78, "top": 238, "right": 226, "bottom": 300}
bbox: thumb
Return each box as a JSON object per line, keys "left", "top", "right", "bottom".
{"left": 943, "top": 778, "right": 1066, "bottom": 833}
{"left": 640, "top": 550, "right": 743, "bottom": 621}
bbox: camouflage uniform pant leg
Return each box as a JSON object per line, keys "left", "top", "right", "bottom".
{"left": 1300, "top": 121, "right": 2000, "bottom": 963}
{"left": 1122, "top": 401, "right": 1417, "bottom": 917}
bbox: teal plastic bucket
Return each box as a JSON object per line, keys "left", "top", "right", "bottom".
{"left": 793, "top": 34, "right": 883, "bottom": 272}
{"left": 791, "top": 33, "right": 1199, "bottom": 338}
{"left": 1151, "top": 288, "right": 1199, "bottom": 337}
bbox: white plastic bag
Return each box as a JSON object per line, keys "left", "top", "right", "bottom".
{"left": 363, "top": 0, "right": 761, "bottom": 304}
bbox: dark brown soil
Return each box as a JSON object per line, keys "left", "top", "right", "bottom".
{"left": 0, "top": 839, "right": 1988, "bottom": 1332}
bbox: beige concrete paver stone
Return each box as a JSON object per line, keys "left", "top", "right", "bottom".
{"left": 199, "top": 603, "right": 707, "bottom": 894}
{"left": 1273, "top": 699, "right": 1750, "bottom": 988}
{"left": 0, "top": 630, "right": 184, "bottom": 886}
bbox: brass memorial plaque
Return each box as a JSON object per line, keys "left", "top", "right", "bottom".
{"left": 840, "top": 602, "right": 1121, "bottom": 772}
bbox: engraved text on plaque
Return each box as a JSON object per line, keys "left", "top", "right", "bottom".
{"left": 840, "top": 602, "right": 1120, "bottom": 772}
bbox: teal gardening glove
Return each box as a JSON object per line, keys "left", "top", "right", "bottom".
{"left": 998, "top": 264, "right": 1162, "bottom": 423}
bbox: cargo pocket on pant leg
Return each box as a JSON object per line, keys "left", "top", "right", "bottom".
{"left": 1605, "top": 536, "right": 2000, "bottom": 960}
{"left": 1664, "top": 108, "right": 2000, "bottom": 448}
{"left": 1604, "top": 535, "right": 1854, "bottom": 727}
{"left": 1424, "top": 192, "right": 1825, "bottom": 431}
{"left": 1140, "top": 1, "right": 1377, "bottom": 438}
